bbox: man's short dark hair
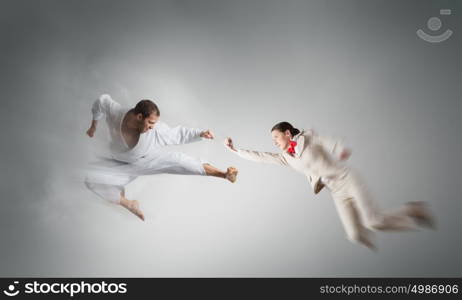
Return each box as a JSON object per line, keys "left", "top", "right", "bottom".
{"left": 132, "top": 99, "right": 160, "bottom": 118}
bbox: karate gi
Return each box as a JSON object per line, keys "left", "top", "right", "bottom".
{"left": 234, "top": 130, "right": 419, "bottom": 247}
{"left": 85, "top": 94, "right": 206, "bottom": 203}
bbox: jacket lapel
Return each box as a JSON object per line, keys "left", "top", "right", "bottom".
{"left": 294, "top": 131, "right": 305, "bottom": 158}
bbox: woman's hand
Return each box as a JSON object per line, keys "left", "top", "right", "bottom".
{"left": 224, "top": 137, "right": 237, "bottom": 152}
{"left": 339, "top": 148, "right": 352, "bottom": 161}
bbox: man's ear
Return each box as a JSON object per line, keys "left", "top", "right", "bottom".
{"left": 136, "top": 113, "right": 144, "bottom": 121}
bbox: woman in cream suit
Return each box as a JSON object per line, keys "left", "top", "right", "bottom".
{"left": 225, "top": 121, "right": 435, "bottom": 250}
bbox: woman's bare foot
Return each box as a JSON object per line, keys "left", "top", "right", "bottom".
{"left": 119, "top": 198, "right": 145, "bottom": 221}
{"left": 405, "top": 201, "right": 435, "bottom": 229}
{"left": 358, "top": 235, "right": 378, "bottom": 252}
{"left": 225, "top": 167, "right": 238, "bottom": 183}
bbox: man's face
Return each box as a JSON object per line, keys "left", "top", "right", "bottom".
{"left": 271, "top": 129, "right": 292, "bottom": 151}
{"left": 137, "top": 113, "right": 159, "bottom": 133}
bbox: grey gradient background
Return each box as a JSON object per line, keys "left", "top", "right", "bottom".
{"left": 0, "top": 0, "right": 460, "bottom": 277}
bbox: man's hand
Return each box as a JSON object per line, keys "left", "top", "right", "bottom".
{"left": 224, "top": 137, "right": 237, "bottom": 152}
{"left": 86, "top": 127, "right": 96, "bottom": 138}
{"left": 339, "top": 148, "right": 351, "bottom": 161}
{"left": 86, "top": 120, "right": 98, "bottom": 138}
{"left": 200, "top": 130, "right": 214, "bottom": 139}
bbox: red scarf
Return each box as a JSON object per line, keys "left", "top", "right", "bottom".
{"left": 287, "top": 140, "right": 297, "bottom": 154}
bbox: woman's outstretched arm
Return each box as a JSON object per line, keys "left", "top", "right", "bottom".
{"left": 224, "top": 137, "right": 288, "bottom": 166}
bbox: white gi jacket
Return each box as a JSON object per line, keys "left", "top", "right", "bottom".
{"left": 91, "top": 94, "right": 204, "bottom": 163}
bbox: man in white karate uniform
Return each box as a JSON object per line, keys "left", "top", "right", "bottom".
{"left": 85, "top": 94, "right": 238, "bottom": 221}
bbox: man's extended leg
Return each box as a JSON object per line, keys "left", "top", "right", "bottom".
{"left": 133, "top": 151, "right": 238, "bottom": 183}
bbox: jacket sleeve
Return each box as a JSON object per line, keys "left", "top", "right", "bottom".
{"left": 236, "top": 149, "right": 288, "bottom": 166}
{"left": 91, "top": 94, "right": 120, "bottom": 121}
{"left": 154, "top": 121, "right": 203, "bottom": 146}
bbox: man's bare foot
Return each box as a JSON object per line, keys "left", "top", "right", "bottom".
{"left": 406, "top": 201, "right": 435, "bottom": 229}
{"left": 225, "top": 167, "right": 238, "bottom": 183}
{"left": 120, "top": 199, "right": 145, "bottom": 221}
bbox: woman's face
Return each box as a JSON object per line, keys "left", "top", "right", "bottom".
{"left": 271, "top": 129, "right": 292, "bottom": 151}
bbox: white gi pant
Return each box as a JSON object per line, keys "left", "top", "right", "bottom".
{"left": 85, "top": 151, "right": 206, "bottom": 203}
{"left": 325, "top": 168, "right": 418, "bottom": 247}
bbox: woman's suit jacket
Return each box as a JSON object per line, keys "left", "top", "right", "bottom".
{"left": 236, "top": 129, "right": 347, "bottom": 195}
